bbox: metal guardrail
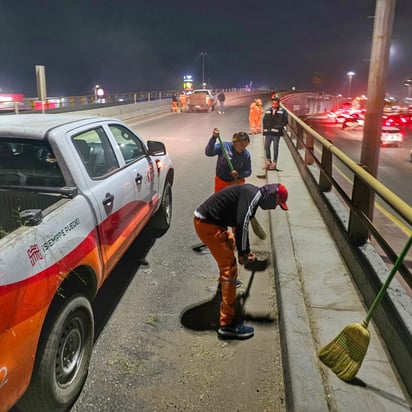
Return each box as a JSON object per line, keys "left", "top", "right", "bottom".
{"left": 282, "top": 104, "right": 412, "bottom": 394}
{"left": 0, "top": 88, "right": 244, "bottom": 114}
{"left": 285, "top": 109, "right": 412, "bottom": 286}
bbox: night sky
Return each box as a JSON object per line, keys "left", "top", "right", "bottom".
{"left": 0, "top": 0, "right": 411, "bottom": 100}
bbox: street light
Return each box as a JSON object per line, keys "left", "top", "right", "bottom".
{"left": 200, "top": 51, "right": 207, "bottom": 88}
{"left": 403, "top": 78, "right": 412, "bottom": 101}
{"left": 347, "top": 71, "right": 355, "bottom": 98}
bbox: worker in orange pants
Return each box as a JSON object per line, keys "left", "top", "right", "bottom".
{"left": 194, "top": 183, "right": 289, "bottom": 339}
{"left": 249, "top": 98, "right": 264, "bottom": 134}
{"left": 179, "top": 92, "right": 187, "bottom": 113}
{"left": 171, "top": 92, "right": 178, "bottom": 112}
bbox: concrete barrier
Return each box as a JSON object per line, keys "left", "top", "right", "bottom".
{"left": 68, "top": 91, "right": 267, "bottom": 121}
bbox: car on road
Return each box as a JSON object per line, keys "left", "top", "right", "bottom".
{"left": 341, "top": 112, "right": 364, "bottom": 130}
{"left": 187, "top": 89, "right": 216, "bottom": 112}
{"left": 380, "top": 126, "right": 403, "bottom": 147}
{"left": 382, "top": 113, "right": 410, "bottom": 128}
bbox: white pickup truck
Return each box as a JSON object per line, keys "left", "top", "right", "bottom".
{"left": 0, "top": 114, "right": 174, "bottom": 412}
{"left": 187, "top": 89, "right": 216, "bottom": 112}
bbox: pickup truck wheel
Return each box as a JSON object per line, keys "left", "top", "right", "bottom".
{"left": 17, "top": 295, "right": 94, "bottom": 412}
{"left": 150, "top": 181, "right": 172, "bottom": 236}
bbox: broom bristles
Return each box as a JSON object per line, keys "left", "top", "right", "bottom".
{"left": 319, "top": 321, "right": 370, "bottom": 381}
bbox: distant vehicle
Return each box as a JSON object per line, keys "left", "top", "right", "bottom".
{"left": 382, "top": 113, "right": 410, "bottom": 128}
{"left": 0, "top": 93, "right": 24, "bottom": 111}
{"left": 302, "top": 111, "right": 337, "bottom": 124}
{"left": 380, "top": 126, "right": 402, "bottom": 147}
{"left": 334, "top": 112, "right": 348, "bottom": 124}
{"left": 187, "top": 89, "right": 216, "bottom": 112}
{"left": 342, "top": 113, "right": 364, "bottom": 130}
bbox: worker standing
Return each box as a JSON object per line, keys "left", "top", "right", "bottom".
{"left": 205, "top": 128, "right": 252, "bottom": 193}
{"left": 171, "top": 92, "right": 178, "bottom": 113}
{"left": 248, "top": 99, "right": 264, "bottom": 134}
{"left": 262, "top": 97, "right": 288, "bottom": 170}
{"left": 217, "top": 90, "right": 226, "bottom": 114}
{"left": 179, "top": 91, "right": 187, "bottom": 113}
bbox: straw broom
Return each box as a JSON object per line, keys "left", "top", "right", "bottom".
{"left": 319, "top": 235, "right": 412, "bottom": 381}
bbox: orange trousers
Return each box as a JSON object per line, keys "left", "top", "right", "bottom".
{"left": 249, "top": 114, "right": 261, "bottom": 134}
{"left": 214, "top": 175, "right": 245, "bottom": 193}
{"left": 193, "top": 217, "right": 237, "bottom": 326}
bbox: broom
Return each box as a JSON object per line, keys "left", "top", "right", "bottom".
{"left": 215, "top": 132, "right": 267, "bottom": 240}
{"left": 319, "top": 235, "right": 412, "bottom": 381}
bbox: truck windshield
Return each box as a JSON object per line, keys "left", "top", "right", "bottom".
{"left": 0, "top": 139, "right": 65, "bottom": 187}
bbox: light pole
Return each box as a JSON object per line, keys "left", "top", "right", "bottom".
{"left": 347, "top": 71, "right": 355, "bottom": 98}
{"left": 200, "top": 51, "right": 207, "bottom": 88}
{"left": 403, "top": 78, "right": 412, "bottom": 101}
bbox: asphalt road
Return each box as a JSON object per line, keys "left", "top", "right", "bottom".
{"left": 66, "top": 95, "right": 286, "bottom": 411}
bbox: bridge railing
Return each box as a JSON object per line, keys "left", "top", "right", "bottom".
{"left": 282, "top": 101, "right": 412, "bottom": 394}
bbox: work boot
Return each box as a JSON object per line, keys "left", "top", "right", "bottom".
{"left": 217, "top": 323, "right": 254, "bottom": 340}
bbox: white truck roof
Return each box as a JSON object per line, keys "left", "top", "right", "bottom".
{"left": 0, "top": 114, "right": 117, "bottom": 140}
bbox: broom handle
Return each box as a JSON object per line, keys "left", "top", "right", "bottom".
{"left": 216, "top": 133, "right": 236, "bottom": 175}
{"left": 365, "top": 235, "right": 412, "bottom": 324}
{"left": 215, "top": 133, "right": 267, "bottom": 241}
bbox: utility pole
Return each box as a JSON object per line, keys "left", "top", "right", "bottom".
{"left": 360, "top": 0, "right": 395, "bottom": 180}
{"left": 349, "top": 0, "right": 396, "bottom": 244}
{"left": 200, "top": 51, "right": 207, "bottom": 88}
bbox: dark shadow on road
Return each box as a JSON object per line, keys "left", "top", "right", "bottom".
{"left": 91, "top": 226, "right": 157, "bottom": 340}
{"left": 346, "top": 378, "right": 412, "bottom": 410}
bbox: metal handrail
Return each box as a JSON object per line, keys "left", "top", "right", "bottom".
{"left": 285, "top": 107, "right": 412, "bottom": 287}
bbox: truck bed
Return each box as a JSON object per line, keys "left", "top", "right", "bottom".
{"left": 0, "top": 189, "right": 63, "bottom": 235}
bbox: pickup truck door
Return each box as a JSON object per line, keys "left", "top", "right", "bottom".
{"left": 71, "top": 124, "right": 156, "bottom": 278}
{"left": 107, "top": 122, "right": 159, "bottom": 224}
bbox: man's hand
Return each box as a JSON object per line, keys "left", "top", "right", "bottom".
{"left": 212, "top": 128, "right": 220, "bottom": 137}
{"left": 238, "top": 253, "right": 257, "bottom": 266}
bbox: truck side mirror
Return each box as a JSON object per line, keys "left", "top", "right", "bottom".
{"left": 147, "top": 141, "right": 166, "bottom": 156}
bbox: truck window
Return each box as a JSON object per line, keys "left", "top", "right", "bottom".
{"left": 109, "top": 124, "right": 146, "bottom": 164}
{"left": 72, "top": 127, "right": 119, "bottom": 179}
{"left": 0, "top": 139, "right": 64, "bottom": 187}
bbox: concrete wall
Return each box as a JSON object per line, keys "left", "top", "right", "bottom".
{"left": 68, "top": 91, "right": 267, "bottom": 121}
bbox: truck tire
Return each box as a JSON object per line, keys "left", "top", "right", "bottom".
{"left": 17, "top": 295, "right": 94, "bottom": 412}
{"left": 150, "top": 181, "right": 172, "bottom": 236}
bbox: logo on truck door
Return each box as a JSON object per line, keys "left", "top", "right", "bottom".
{"left": 27, "top": 244, "right": 44, "bottom": 267}
{"left": 26, "top": 218, "right": 81, "bottom": 266}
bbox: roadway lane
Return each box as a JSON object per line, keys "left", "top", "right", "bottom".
{"left": 68, "top": 94, "right": 287, "bottom": 411}
{"left": 313, "top": 122, "right": 412, "bottom": 205}
{"left": 309, "top": 121, "right": 412, "bottom": 275}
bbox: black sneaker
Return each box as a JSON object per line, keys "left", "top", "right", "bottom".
{"left": 217, "top": 323, "right": 254, "bottom": 339}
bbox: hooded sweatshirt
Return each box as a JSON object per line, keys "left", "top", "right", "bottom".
{"left": 195, "top": 183, "right": 280, "bottom": 256}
